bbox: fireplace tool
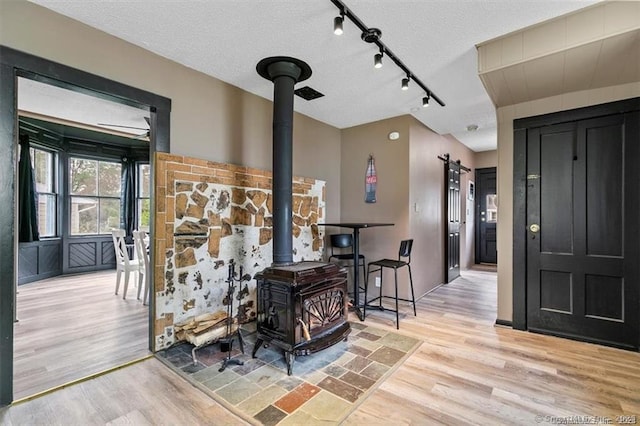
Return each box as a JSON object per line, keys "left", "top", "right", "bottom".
{"left": 218, "top": 260, "right": 247, "bottom": 372}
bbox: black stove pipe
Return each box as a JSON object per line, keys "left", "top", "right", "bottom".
{"left": 257, "top": 57, "right": 312, "bottom": 266}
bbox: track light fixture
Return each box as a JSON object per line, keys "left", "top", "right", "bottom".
{"left": 374, "top": 50, "right": 383, "bottom": 69}
{"left": 401, "top": 76, "right": 410, "bottom": 91}
{"left": 330, "top": 0, "right": 445, "bottom": 108}
{"left": 333, "top": 12, "right": 344, "bottom": 35}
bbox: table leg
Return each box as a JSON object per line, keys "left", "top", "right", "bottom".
{"left": 351, "top": 228, "right": 365, "bottom": 321}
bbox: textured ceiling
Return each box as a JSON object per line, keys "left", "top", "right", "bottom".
{"left": 26, "top": 0, "right": 601, "bottom": 152}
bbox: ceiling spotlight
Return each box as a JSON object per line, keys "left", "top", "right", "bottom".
{"left": 333, "top": 14, "right": 344, "bottom": 35}
{"left": 374, "top": 51, "right": 383, "bottom": 69}
{"left": 329, "top": 0, "right": 444, "bottom": 107}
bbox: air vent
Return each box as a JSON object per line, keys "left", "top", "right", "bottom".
{"left": 294, "top": 86, "right": 324, "bottom": 101}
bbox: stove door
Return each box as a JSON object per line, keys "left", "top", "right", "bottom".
{"left": 300, "top": 276, "right": 348, "bottom": 336}
{"left": 257, "top": 281, "right": 294, "bottom": 344}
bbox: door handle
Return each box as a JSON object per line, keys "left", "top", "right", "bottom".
{"left": 529, "top": 224, "right": 540, "bottom": 233}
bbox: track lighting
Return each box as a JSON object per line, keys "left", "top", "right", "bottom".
{"left": 333, "top": 14, "right": 344, "bottom": 35}
{"left": 401, "top": 77, "right": 409, "bottom": 91}
{"left": 374, "top": 51, "right": 383, "bottom": 69}
{"left": 329, "top": 0, "right": 445, "bottom": 108}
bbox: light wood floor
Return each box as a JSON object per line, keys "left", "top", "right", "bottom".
{"left": 347, "top": 269, "right": 640, "bottom": 424}
{"left": 13, "top": 270, "right": 150, "bottom": 400}
{"left": 3, "top": 269, "right": 640, "bottom": 425}
{"left": 2, "top": 357, "right": 245, "bottom": 425}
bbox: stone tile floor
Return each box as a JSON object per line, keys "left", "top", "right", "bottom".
{"left": 157, "top": 322, "right": 421, "bottom": 425}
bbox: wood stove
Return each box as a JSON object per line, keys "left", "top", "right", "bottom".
{"left": 252, "top": 56, "right": 351, "bottom": 375}
{"left": 252, "top": 261, "right": 350, "bottom": 375}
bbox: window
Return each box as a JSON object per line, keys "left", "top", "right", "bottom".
{"left": 69, "top": 157, "right": 121, "bottom": 235}
{"left": 137, "top": 163, "right": 150, "bottom": 232}
{"left": 30, "top": 146, "right": 58, "bottom": 237}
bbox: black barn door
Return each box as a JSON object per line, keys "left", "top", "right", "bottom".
{"left": 475, "top": 167, "right": 497, "bottom": 264}
{"left": 445, "top": 161, "right": 461, "bottom": 283}
{"left": 526, "top": 112, "right": 639, "bottom": 349}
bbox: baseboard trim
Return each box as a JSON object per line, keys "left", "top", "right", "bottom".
{"left": 495, "top": 319, "right": 512, "bottom": 328}
{"left": 416, "top": 283, "right": 445, "bottom": 301}
{"left": 528, "top": 327, "right": 638, "bottom": 351}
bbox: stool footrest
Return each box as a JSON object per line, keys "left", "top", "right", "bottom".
{"left": 365, "top": 296, "right": 416, "bottom": 308}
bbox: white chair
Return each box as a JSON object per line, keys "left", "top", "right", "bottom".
{"left": 133, "top": 230, "right": 150, "bottom": 305}
{"left": 111, "top": 229, "right": 143, "bottom": 300}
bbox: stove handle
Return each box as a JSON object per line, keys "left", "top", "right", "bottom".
{"left": 299, "top": 277, "right": 347, "bottom": 295}
{"left": 297, "top": 318, "right": 311, "bottom": 341}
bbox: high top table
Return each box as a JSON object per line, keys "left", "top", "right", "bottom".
{"left": 320, "top": 223, "right": 394, "bottom": 321}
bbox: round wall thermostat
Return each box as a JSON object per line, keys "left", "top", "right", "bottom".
{"left": 388, "top": 131, "right": 400, "bottom": 140}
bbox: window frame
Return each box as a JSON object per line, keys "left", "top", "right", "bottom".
{"left": 135, "top": 161, "right": 151, "bottom": 232}
{"left": 68, "top": 155, "right": 123, "bottom": 236}
{"left": 29, "top": 143, "right": 59, "bottom": 238}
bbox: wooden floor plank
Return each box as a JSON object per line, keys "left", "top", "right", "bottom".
{"left": 13, "top": 270, "right": 149, "bottom": 400}
{"left": 350, "top": 269, "right": 640, "bottom": 423}
{"left": 3, "top": 267, "right": 640, "bottom": 425}
{"left": 1, "top": 359, "right": 247, "bottom": 425}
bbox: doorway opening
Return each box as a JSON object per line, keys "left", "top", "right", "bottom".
{"left": 475, "top": 167, "right": 497, "bottom": 265}
{"left": 14, "top": 77, "right": 152, "bottom": 400}
{"left": 1, "top": 46, "right": 171, "bottom": 405}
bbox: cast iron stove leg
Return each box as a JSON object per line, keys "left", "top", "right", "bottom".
{"left": 285, "top": 351, "right": 295, "bottom": 376}
{"left": 252, "top": 338, "right": 264, "bottom": 358}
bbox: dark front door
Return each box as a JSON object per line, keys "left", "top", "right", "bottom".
{"left": 445, "top": 161, "right": 461, "bottom": 283}
{"left": 526, "top": 112, "right": 639, "bottom": 349}
{"left": 475, "top": 167, "right": 497, "bottom": 264}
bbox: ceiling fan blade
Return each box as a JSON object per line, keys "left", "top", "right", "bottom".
{"left": 134, "top": 130, "right": 150, "bottom": 140}
{"left": 97, "top": 122, "right": 148, "bottom": 130}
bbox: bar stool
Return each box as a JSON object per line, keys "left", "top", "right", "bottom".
{"left": 328, "top": 233, "right": 367, "bottom": 298}
{"left": 364, "top": 239, "right": 416, "bottom": 329}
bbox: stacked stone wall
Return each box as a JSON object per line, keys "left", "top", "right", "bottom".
{"left": 153, "top": 153, "right": 325, "bottom": 349}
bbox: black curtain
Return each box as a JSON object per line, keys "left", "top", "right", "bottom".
{"left": 120, "top": 158, "right": 135, "bottom": 243}
{"left": 18, "top": 134, "right": 40, "bottom": 242}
